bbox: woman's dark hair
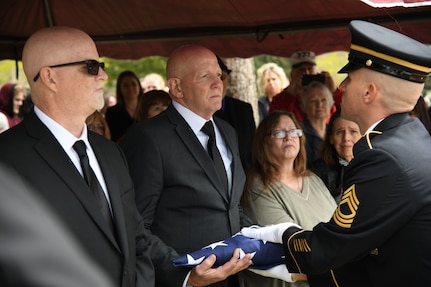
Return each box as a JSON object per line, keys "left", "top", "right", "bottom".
{"left": 318, "top": 108, "right": 341, "bottom": 167}
{"left": 410, "top": 96, "right": 431, "bottom": 133}
{"left": 115, "top": 70, "right": 144, "bottom": 106}
{"left": 134, "top": 90, "right": 171, "bottom": 122}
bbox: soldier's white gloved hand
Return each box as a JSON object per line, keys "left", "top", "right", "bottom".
{"left": 249, "top": 265, "right": 295, "bottom": 282}
{"left": 241, "top": 223, "right": 301, "bottom": 244}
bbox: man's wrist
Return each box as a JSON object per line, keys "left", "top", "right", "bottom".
{"left": 183, "top": 271, "right": 193, "bottom": 287}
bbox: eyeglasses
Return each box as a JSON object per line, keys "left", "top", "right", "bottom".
{"left": 270, "top": 129, "right": 303, "bottom": 139}
{"left": 33, "top": 59, "right": 105, "bottom": 82}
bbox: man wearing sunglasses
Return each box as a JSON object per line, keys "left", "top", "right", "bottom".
{"left": 32, "top": 59, "right": 105, "bottom": 82}
{"left": 0, "top": 26, "right": 198, "bottom": 287}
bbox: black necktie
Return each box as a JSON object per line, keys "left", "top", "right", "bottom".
{"left": 73, "top": 140, "right": 115, "bottom": 235}
{"left": 201, "top": 121, "right": 229, "bottom": 194}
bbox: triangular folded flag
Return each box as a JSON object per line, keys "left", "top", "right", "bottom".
{"left": 172, "top": 232, "right": 285, "bottom": 270}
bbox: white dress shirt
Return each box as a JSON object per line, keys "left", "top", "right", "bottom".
{"left": 34, "top": 106, "right": 112, "bottom": 210}
{"left": 172, "top": 101, "right": 234, "bottom": 193}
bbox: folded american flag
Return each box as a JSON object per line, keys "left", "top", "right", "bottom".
{"left": 172, "top": 232, "right": 285, "bottom": 270}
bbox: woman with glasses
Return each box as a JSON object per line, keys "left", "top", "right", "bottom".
{"left": 241, "top": 111, "right": 336, "bottom": 287}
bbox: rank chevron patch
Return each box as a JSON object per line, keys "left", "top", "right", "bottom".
{"left": 333, "top": 184, "right": 359, "bottom": 228}
{"left": 292, "top": 238, "right": 311, "bottom": 252}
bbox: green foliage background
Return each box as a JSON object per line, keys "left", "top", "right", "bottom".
{"left": 102, "top": 56, "right": 168, "bottom": 94}
{"left": 1, "top": 52, "right": 429, "bottom": 97}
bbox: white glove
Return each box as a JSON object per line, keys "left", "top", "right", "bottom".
{"left": 249, "top": 265, "right": 295, "bottom": 282}
{"left": 241, "top": 223, "right": 301, "bottom": 244}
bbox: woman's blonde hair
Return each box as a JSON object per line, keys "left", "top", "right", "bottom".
{"left": 256, "top": 63, "right": 289, "bottom": 96}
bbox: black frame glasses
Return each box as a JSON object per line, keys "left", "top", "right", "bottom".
{"left": 270, "top": 129, "right": 303, "bottom": 139}
{"left": 33, "top": 59, "right": 105, "bottom": 82}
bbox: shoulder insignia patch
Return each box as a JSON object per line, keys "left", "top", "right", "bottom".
{"left": 333, "top": 184, "right": 359, "bottom": 228}
{"left": 365, "top": 130, "right": 382, "bottom": 149}
{"left": 292, "top": 238, "right": 312, "bottom": 252}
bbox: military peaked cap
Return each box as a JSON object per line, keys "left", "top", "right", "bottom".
{"left": 339, "top": 20, "right": 431, "bottom": 83}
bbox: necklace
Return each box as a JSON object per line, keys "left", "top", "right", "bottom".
{"left": 282, "top": 177, "right": 309, "bottom": 200}
{"left": 295, "top": 176, "right": 302, "bottom": 193}
{"left": 281, "top": 175, "right": 301, "bottom": 191}
{"left": 294, "top": 178, "right": 309, "bottom": 200}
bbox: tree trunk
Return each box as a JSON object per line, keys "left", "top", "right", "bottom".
{"left": 224, "top": 57, "right": 258, "bottom": 126}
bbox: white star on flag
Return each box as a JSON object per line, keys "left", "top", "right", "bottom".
{"left": 186, "top": 254, "right": 205, "bottom": 265}
{"left": 205, "top": 241, "right": 228, "bottom": 249}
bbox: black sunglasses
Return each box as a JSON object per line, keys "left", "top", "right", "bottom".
{"left": 33, "top": 59, "right": 105, "bottom": 82}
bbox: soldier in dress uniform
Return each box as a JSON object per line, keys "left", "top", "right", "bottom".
{"left": 241, "top": 20, "right": 431, "bottom": 287}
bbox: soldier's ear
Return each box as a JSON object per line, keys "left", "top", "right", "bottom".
{"left": 363, "top": 83, "right": 377, "bottom": 104}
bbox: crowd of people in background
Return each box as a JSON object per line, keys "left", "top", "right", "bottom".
{"left": 4, "top": 50, "right": 429, "bottom": 159}
{"left": 1, "top": 20, "right": 431, "bottom": 287}
{"left": 0, "top": 83, "right": 30, "bottom": 132}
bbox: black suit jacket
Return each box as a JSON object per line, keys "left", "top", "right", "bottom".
{"left": 121, "top": 104, "right": 252, "bottom": 287}
{"left": 0, "top": 164, "right": 114, "bottom": 287}
{"left": 105, "top": 104, "right": 134, "bottom": 142}
{"left": 0, "top": 109, "right": 183, "bottom": 287}
{"left": 214, "top": 96, "right": 256, "bottom": 172}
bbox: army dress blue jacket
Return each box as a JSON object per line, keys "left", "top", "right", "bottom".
{"left": 282, "top": 113, "right": 431, "bottom": 287}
